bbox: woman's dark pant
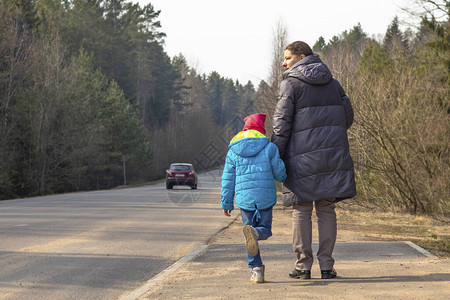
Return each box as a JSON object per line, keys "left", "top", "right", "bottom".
{"left": 292, "top": 198, "right": 336, "bottom": 271}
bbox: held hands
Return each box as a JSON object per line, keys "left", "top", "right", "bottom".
{"left": 223, "top": 209, "right": 232, "bottom": 217}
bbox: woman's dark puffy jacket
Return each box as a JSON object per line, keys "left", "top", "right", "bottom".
{"left": 271, "top": 55, "right": 356, "bottom": 204}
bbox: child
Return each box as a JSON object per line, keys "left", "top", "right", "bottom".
{"left": 221, "top": 113, "right": 286, "bottom": 283}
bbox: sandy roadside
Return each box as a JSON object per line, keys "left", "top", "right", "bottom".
{"left": 137, "top": 204, "right": 450, "bottom": 300}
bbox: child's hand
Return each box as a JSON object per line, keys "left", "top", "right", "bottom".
{"left": 223, "top": 209, "right": 232, "bottom": 217}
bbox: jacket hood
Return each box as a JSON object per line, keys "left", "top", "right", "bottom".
{"left": 242, "top": 113, "right": 266, "bottom": 134}
{"left": 283, "top": 55, "right": 332, "bottom": 85}
{"left": 229, "top": 131, "right": 269, "bottom": 157}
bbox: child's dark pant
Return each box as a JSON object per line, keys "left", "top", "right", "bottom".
{"left": 240, "top": 207, "right": 273, "bottom": 268}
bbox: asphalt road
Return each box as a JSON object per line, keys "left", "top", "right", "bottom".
{"left": 0, "top": 169, "right": 230, "bottom": 300}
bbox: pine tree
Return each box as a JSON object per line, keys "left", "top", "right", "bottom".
{"left": 421, "top": 6, "right": 450, "bottom": 87}
{"left": 383, "top": 16, "right": 408, "bottom": 51}
{"left": 313, "top": 36, "right": 326, "bottom": 53}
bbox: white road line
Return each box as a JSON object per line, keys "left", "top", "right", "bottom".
{"left": 119, "top": 244, "right": 209, "bottom": 300}
{"left": 404, "top": 241, "right": 438, "bottom": 259}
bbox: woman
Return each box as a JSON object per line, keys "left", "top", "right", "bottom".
{"left": 271, "top": 41, "right": 356, "bottom": 280}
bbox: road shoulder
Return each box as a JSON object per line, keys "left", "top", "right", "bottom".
{"left": 139, "top": 204, "right": 450, "bottom": 299}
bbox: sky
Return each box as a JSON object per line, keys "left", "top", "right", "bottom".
{"left": 138, "top": 0, "right": 413, "bottom": 85}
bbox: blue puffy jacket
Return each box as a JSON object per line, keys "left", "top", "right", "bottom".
{"left": 220, "top": 130, "right": 287, "bottom": 212}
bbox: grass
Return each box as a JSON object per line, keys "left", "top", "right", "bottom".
{"left": 335, "top": 202, "right": 450, "bottom": 258}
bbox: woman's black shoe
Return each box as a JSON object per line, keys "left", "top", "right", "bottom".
{"left": 321, "top": 268, "right": 337, "bottom": 279}
{"left": 289, "top": 269, "right": 311, "bottom": 279}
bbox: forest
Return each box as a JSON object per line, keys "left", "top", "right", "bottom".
{"left": 0, "top": 0, "right": 448, "bottom": 218}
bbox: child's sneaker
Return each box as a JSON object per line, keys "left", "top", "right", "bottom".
{"left": 243, "top": 225, "right": 259, "bottom": 256}
{"left": 250, "top": 265, "right": 265, "bottom": 283}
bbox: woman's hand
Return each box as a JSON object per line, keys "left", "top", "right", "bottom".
{"left": 223, "top": 209, "right": 231, "bottom": 217}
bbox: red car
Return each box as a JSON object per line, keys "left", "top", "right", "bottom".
{"left": 166, "top": 163, "right": 198, "bottom": 189}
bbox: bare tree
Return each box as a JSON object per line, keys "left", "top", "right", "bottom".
{"left": 28, "top": 31, "right": 69, "bottom": 195}
{"left": 256, "top": 20, "right": 288, "bottom": 134}
{"left": 401, "top": 0, "right": 449, "bottom": 23}
{"left": 349, "top": 42, "right": 449, "bottom": 217}
{"left": 0, "top": 5, "right": 34, "bottom": 174}
{"left": 269, "top": 20, "right": 289, "bottom": 88}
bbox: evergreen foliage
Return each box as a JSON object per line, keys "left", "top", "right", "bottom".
{"left": 309, "top": 3, "right": 449, "bottom": 217}
{"left": 0, "top": 0, "right": 256, "bottom": 199}
{"left": 1, "top": 0, "right": 448, "bottom": 218}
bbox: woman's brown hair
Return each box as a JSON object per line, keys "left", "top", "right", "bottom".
{"left": 286, "top": 41, "right": 313, "bottom": 57}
